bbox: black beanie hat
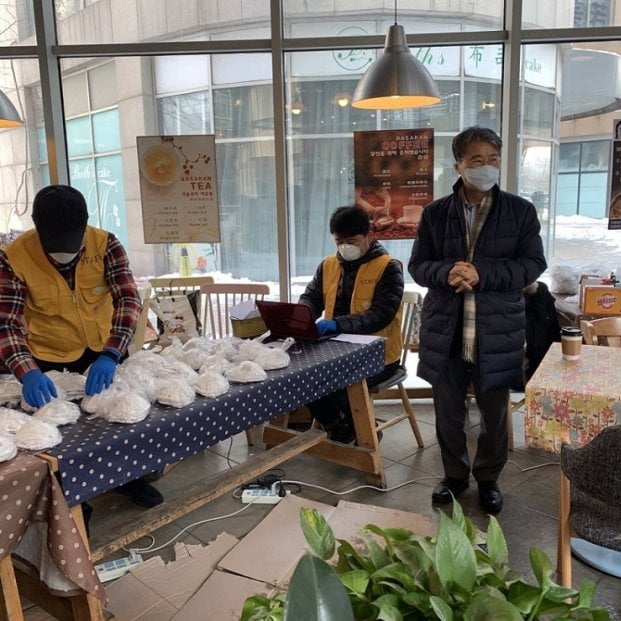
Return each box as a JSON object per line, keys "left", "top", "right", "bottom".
{"left": 32, "top": 185, "right": 88, "bottom": 253}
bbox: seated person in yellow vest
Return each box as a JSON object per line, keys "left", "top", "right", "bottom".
{"left": 299, "top": 206, "right": 404, "bottom": 443}
{"left": 0, "top": 185, "right": 163, "bottom": 509}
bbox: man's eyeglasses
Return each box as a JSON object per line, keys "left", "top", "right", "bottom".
{"left": 460, "top": 155, "right": 501, "bottom": 168}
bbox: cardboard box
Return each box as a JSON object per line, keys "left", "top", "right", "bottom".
{"left": 581, "top": 285, "right": 621, "bottom": 315}
{"left": 230, "top": 316, "right": 267, "bottom": 339}
{"left": 105, "top": 495, "right": 435, "bottom": 620}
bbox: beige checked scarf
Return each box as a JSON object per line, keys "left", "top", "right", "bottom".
{"left": 461, "top": 190, "right": 493, "bottom": 363}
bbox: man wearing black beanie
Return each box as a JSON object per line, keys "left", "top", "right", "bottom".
{"left": 0, "top": 184, "right": 163, "bottom": 509}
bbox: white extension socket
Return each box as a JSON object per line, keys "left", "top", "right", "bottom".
{"left": 241, "top": 487, "right": 285, "bottom": 504}
{"left": 95, "top": 554, "right": 143, "bottom": 582}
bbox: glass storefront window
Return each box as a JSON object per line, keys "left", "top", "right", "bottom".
{"left": 523, "top": 0, "right": 620, "bottom": 28}
{"left": 1, "top": 1, "right": 36, "bottom": 45}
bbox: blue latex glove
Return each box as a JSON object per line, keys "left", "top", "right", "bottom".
{"left": 85, "top": 350, "right": 119, "bottom": 396}
{"left": 22, "top": 369, "right": 57, "bottom": 409}
{"left": 316, "top": 319, "right": 338, "bottom": 336}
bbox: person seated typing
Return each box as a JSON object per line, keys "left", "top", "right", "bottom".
{"left": 299, "top": 206, "right": 404, "bottom": 443}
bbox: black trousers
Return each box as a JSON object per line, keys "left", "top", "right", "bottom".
{"left": 307, "top": 360, "right": 400, "bottom": 429}
{"left": 433, "top": 356, "right": 509, "bottom": 483}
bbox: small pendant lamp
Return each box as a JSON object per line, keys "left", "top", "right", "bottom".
{"left": 0, "top": 90, "right": 23, "bottom": 128}
{"left": 352, "top": 1, "right": 440, "bottom": 110}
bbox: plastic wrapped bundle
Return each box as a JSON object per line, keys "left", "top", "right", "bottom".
{"left": 182, "top": 336, "right": 216, "bottom": 353}
{"left": 114, "top": 366, "right": 161, "bottom": 403}
{"left": 0, "top": 377, "right": 24, "bottom": 407}
{"left": 180, "top": 348, "right": 212, "bottom": 371}
{"left": 0, "top": 432, "right": 17, "bottom": 462}
{"left": 160, "top": 337, "right": 185, "bottom": 360}
{"left": 44, "top": 370, "right": 86, "bottom": 401}
{"left": 155, "top": 360, "right": 198, "bottom": 384}
{"left": 550, "top": 264, "right": 580, "bottom": 295}
{"left": 124, "top": 350, "right": 167, "bottom": 374}
{"left": 156, "top": 377, "right": 195, "bottom": 408}
{"left": 81, "top": 389, "right": 110, "bottom": 415}
{"left": 238, "top": 340, "right": 270, "bottom": 362}
{"left": 0, "top": 408, "right": 32, "bottom": 434}
{"left": 198, "top": 354, "right": 233, "bottom": 375}
{"left": 101, "top": 390, "right": 150, "bottom": 424}
{"left": 16, "top": 419, "right": 62, "bottom": 451}
{"left": 194, "top": 371, "right": 229, "bottom": 398}
{"left": 255, "top": 348, "right": 290, "bottom": 370}
{"left": 225, "top": 361, "right": 267, "bottom": 383}
{"left": 34, "top": 399, "right": 81, "bottom": 426}
{"left": 211, "top": 340, "right": 240, "bottom": 361}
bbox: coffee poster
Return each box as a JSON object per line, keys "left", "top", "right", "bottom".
{"left": 137, "top": 135, "right": 221, "bottom": 243}
{"left": 608, "top": 119, "right": 621, "bottom": 230}
{"left": 353, "top": 128, "right": 434, "bottom": 240}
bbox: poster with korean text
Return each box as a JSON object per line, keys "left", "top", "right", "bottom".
{"left": 608, "top": 119, "right": 621, "bottom": 230}
{"left": 353, "top": 129, "right": 434, "bottom": 239}
{"left": 137, "top": 135, "right": 221, "bottom": 243}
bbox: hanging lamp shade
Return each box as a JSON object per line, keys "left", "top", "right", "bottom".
{"left": 352, "top": 24, "right": 440, "bottom": 110}
{"left": 0, "top": 90, "right": 23, "bottom": 128}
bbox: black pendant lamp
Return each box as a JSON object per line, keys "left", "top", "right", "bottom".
{"left": 0, "top": 89, "right": 22, "bottom": 128}
{"left": 352, "top": 1, "right": 440, "bottom": 110}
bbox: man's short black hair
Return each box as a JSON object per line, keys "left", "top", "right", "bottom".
{"left": 329, "top": 206, "right": 371, "bottom": 237}
{"left": 452, "top": 126, "right": 502, "bottom": 161}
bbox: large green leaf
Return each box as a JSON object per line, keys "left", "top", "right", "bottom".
{"left": 435, "top": 511, "right": 477, "bottom": 591}
{"left": 577, "top": 580, "right": 597, "bottom": 609}
{"left": 336, "top": 539, "right": 373, "bottom": 573}
{"left": 283, "top": 553, "right": 354, "bottom": 621}
{"left": 429, "top": 595, "right": 454, "bottom": 621}
{"left": 340, "top": 569, "right": 370, "bottom": 595}
{"left": 529, "top": 547, "right": 553, "bottom": 588}
{"left": 373, "top": 594, "right": 403, "bottom": 621}
{"left": 241, "top": 595, "right": 276, "bottom": 621}
{"left": 361, "top": 530, "right": 392, "bottom": 570}
{"left": 506, "top": 581, "right": 542, "bottom": 614}
{"left": 545, "top": 585, "right": 580, "bottom": 603}
{"left": 300, "top": 508, "right": 335, "bottom": 561}
{"left": 486, "top": 516, "right": 509, "bottom": 567}
{"left": 463, "top": 594, "right": 524, "bottom": 621}
{"left": 372, "top": 563, "right": 417, "bottom": 592}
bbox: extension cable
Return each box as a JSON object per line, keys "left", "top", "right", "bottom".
{"left": 241, "top": 484, "right": 291, "bottom": 505}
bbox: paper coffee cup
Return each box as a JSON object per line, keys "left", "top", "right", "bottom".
{"left": 561, "top": 327, "right": 583, "bottom": 361}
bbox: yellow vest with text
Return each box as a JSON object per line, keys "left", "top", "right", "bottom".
{"left": 322, "top": 254, "right": 402, "bottom": 365}
{"left": 5, "top": 226, "right": 113, "bottom": 362}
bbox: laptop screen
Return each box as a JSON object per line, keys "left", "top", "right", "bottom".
{"left": 255, "top": 301, "right": 322, "bottom": 340}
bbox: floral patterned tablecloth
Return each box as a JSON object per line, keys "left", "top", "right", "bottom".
{"left": 524, "top": 343, "right": 621, "bottom": 453}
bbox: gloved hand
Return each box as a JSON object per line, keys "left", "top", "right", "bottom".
{"left": 85, "top": 350, "right": 119, "bottom": 396}
{"left": 22, "top": 369, "right": 57, "bottom": 409}
{"left": 316, "top": 319, "right": 338, "bottom": 336}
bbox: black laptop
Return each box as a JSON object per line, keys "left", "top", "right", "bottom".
{"left": 255, "top": 300, "right": 333, "bottom": 341}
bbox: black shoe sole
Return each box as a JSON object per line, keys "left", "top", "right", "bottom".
{"left": 431, "top": 482, "right": 469, "bottom": 504}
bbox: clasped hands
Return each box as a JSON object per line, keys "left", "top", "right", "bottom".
{"left": 448, "top": 261, "right": 479, "bottom": 293}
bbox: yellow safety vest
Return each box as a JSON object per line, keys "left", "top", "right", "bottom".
{"left": 322, "top": 254, "right": 402, "bottom": 364}
{"left": 5, "top": 226, "right": 113, "bottom": 362}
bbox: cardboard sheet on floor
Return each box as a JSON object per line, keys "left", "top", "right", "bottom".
{"left": 105, "top": 495, "right": 435, "bottom": 620}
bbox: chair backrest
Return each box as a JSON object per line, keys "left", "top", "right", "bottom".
{"left": 128, "top": 285, "right": 152, "bottom": 354}
{"left": 201, "top": 283, "right": 270, "bottom": 338}
{"left": 400, "top": 290, "right": 422, "bottom": 366}
{"left": 580, "top": 317, "right": 621, "bottom": 347}
{"left": 561, "top": 425, "right": 621, "bottom": 550}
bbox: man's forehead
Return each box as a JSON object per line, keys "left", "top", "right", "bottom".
{"left": 463, "top": 141, "right": 499, "bottom": 157}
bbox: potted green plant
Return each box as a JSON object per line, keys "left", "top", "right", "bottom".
{"left": 241, "top": 501, "right": 611, "bottom": 621}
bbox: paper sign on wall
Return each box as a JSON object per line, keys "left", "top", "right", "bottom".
{"left": 137, "top": 135, "right": 221, "bottom": 243}
{"left": 353, "top": 128, "right": 434, "bottom": 240}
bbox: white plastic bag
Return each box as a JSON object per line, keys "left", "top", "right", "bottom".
{"left": 0, "top": 431, "right": 17, "bottom": 462}
{"left": 156, "top": 378, "right": 195, "bottom": 408}
{"left": 0, "top": 408, "right": 32, "bottom": 434}
{"left": 194, "top": 371, "right": 229, "bottom": 398}
{"left": 225, "top": 361, "right": 267, "bottom": 383}
{"left": 34, "top": 399, "right": 81, "bottom": 426}
{"left": 16, "top": 419, "right": 62, "bottom": 450}
{"left": 101, "top": 390, "right": 151, "bottom": 424}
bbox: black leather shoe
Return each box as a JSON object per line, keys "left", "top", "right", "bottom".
{"left": 116, "top": 478, "right": 164, "bottom": 508}
{"left": 431, "top": 477, "right": 469, "bottom": 504}
{"left": 478, "top": 481, "right": 503, "bottom": 514}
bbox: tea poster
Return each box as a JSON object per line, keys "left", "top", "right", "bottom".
{"left": 608, "top": 119, "right": 621, "bottom": 230}
{"left": 137, "top": 135, "right": 221, "bottom": 243}
{"left": 353, "top": 128, "right": 434, "bottom": 240}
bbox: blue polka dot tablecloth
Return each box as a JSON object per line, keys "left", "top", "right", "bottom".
{"left": 47, "top": 338, "right": 385, "bottom": 506}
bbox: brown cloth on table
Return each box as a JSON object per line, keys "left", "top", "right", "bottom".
{"left": 0, "top": 453, "right": 105, "bottom": 602}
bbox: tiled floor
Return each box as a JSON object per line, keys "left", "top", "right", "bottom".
{"left": 26, "top": 396, "right": 621, "bottom": 619}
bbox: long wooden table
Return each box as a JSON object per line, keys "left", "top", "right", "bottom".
{"left": 35, "top": 338, "right": 386, "bottom": 619}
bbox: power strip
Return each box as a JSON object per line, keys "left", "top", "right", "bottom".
{"left": 95, "top": 554, "right": 143, "bottom": 582}
{"left": 241, "top": 488, "right": 285, "bottom": 504}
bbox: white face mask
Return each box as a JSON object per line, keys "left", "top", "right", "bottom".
{"left": 463, "top": 165, "right": 499, "bottom": 192}
{"left": 49, "top": 252, "right": 78, "bottom": 264}
{"left": 337, "top": 243, "right": 363, "bottom": 262}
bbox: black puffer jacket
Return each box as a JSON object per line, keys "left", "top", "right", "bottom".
{"left": 299, "top": 241, "right": 403, "bottom": 334}
{"left": 408, "top": 180, "right": 546, "bottom": 392}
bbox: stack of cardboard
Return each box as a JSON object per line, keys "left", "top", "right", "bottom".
{"left": 105, "top": 495, "right": 436, "bottom": 620}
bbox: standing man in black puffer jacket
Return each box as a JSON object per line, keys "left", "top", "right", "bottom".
{"left": 299, "top": 206, "right": 404, "bottom": 443}
{"left": 409, "top": 127, "right": 546, "bottom": 514}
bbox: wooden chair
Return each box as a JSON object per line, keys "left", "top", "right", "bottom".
{"left": 200, "top": 283, "right": 270, "bottom": 338}
{"left": 368, "top": 290, "right": 424, "bottom": 447}
{"left": 200, "top": 283, "right": 270, "bottom": 445}
{"left": 580, "top": 317, "right": 621, "bottom": 347}
{"left": 128, "top": 285, "right": 152, "bottom": 355}
{"left": 149, "top": 276, "right": 215, "bottom": 337}
{"left": 558, "top": 425, "right": 621, "bottom": 587}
